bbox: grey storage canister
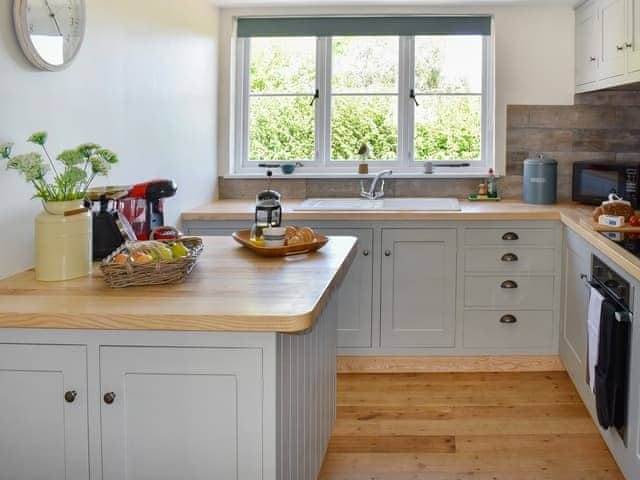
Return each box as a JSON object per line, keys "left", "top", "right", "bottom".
{"left": 523, "top": 155, "right": 558, "bottom": 204}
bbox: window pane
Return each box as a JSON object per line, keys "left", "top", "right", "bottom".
{"left": 331, "top": 96, "right": 397, "bottom": 161}
{"left": 249, "top": 96, "right": 314, "bottom": 161}
{"left": 414, "top": 96, "right": 481, "bottom": 161}
{"left": 332, "top": 36, "right": 399, "bottom": 93}
{"left": 415, "top": 36, "right": 483, "bottom": 93}
{"left": 250, "top": 37, "right": 316, "bottom": 94}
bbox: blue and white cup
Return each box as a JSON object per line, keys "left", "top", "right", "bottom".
{"left": 263, "top": 227, "right": 287, "bottom": 247}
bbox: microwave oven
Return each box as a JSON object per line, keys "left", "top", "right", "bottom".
{"left": 572, "top": 162, "right": 640, "bottom": 208}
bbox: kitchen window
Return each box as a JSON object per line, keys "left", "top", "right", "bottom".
{"left": 234, "top": 16, "right": 494, "bottom": 175}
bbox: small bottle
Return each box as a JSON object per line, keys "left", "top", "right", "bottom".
{"left": 487, "top": 168, "right": 498, "bottom": 198}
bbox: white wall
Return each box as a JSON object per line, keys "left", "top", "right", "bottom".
{"left": 216, "top": 4, "right": 575, "bottom": 176}
{"left": 0, "top": 0, "right": 219, "bottom": 278}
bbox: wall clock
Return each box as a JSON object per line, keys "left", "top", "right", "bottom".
{"left": 13, "top": 0, "right": 86, "bottom": 71}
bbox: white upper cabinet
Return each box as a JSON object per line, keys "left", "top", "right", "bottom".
{"left": 575, "top": 0, "right": 639, "bottom": 91}
{"left": 576, "top": 1, "right": 601, "bottom": 85}
{"left": 629, "top": 0, "right": 640, "bottom": 72}
{"left": 599, "top": 0, "right": 627, "bottom": 79}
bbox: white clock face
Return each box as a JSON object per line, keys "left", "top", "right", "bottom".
{"left": 14, "top": 0, "right": 85, "bottom": 70}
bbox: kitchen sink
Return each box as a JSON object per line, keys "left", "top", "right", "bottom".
{"left": 295, "top": 198, "right": 461, "bottom": 211}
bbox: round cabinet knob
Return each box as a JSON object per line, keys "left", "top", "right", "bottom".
{"left": 502, "top": 232, "right": 519, "bottom": 241}
{"left": 617, "top": 44, "right": 625, "bottom": 51}
{"left": 627, "top": 42, "right": 633, "bottom": 48}
{"left": 500, "top": 280, "right": 519, "bottom": 289}
{"left": 64, "top": 390, "right": 78, "bottom": 403}
{"left": 384, "top": 250, "right": 392, "bottom": 257}
{"left": 501, "top": 253, "right": 519, "bottom": 262}
{"left": 103, "top": 392, "right": 116, "bottom": 405}
{"left": 500, "top": 314, "right": 518, "bottom": 324}
{"left": 363, "top": 250, "right": 370, "bottom": 257}
{"left": 589, "top": 56, "right": 597, "bottom": 62}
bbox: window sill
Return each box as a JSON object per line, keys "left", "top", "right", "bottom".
{"left": 225, "top": 171, "right": 496, "bottom": 180}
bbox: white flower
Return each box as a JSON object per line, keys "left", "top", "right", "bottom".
{"left": 89, "top": 154, "right": 110, "bottom": 175}
{"left": 7, "top": 152, "right": 49, "bottom": 181}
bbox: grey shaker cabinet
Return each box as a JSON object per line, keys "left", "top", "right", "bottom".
{"left": 100, "top": 346, "right": 263, "bottom": 480}
{"left": 307, "top": 227, "right": 374, "bottom": 348}
{"left": 380, "top": 228, "right": 457, "bottom": 348}
{"left": 560, "top": 228, "right": 592, "bottom": 387}
{"left": 0, "top": 344, "right": 89, "bottom": 480}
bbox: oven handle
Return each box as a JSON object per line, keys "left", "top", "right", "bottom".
{"left": 584, "top": 276, "right": 633, "bottom": 323}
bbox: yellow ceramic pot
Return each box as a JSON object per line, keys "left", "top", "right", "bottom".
{"left": 35, "top": 200, "right": 92, "bottom": 281}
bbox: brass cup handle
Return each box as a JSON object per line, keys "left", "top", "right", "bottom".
{"left": 363, "top": 250, "right": 370, "bottom": 257}
{"left": 501, "top": 253, "right": 519, "bottom": 262}
{"left": 501, "top": 280, "right": 519, "bottom": 289}
{"left": 384, "top": 250, "right": 392, "bottom": 257}
{"left": 103, "top": 392, "right": 116, "bottom": 405}
{"left": 64, "top": 390, "right": 78, "bottom": 403}
{"left": 502, "top": 232, "right": 519, "bottom": 241}
{"left": 500, "top": 314, "right": 518, "bottom": 324}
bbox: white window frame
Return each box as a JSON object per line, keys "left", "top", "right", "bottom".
{"left": 234, "top": 32, "right": 494, "bottom": 176}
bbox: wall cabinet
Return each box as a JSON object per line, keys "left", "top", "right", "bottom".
{"left": 380, "top": 228, "right": 457, "bottom": 347}
{"left": 575, "top": 0, "right": 640, "bottom": 92}
{"left": 576, "top": 1, "right": 601, "bottom": 85}
{"left": 0, "top": 344, "right": 89, "bottom": 480}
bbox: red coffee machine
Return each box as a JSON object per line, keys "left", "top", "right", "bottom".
{"left": 118, "top": 179, "right": 177, "bottom": 240}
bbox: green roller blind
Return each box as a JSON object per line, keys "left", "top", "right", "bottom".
{"left": 237, "top": 16, "right": 492, "bottom": 38}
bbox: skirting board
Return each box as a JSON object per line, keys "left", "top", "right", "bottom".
{"left": 337, "top": 355, "right": 565, "bottom": 373}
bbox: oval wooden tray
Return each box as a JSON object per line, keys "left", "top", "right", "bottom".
{"left": 232, "top": 229, "right": 329, "bottom": 257}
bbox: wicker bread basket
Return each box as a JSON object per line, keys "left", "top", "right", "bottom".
{"left": 100, "top": 229, "right": 203, "bottom": 288}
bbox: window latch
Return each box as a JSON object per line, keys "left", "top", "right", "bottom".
{"left": 309, "top": 89, "right": 319, "bottom": 107}
{"left": 409, "top": 89, "right": 419, "bottom": 107}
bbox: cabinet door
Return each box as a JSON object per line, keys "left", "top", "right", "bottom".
{"left": 310, "top": 227, "right": 374, "bottom": 348}
{"left": 576, "top": 2, "right": 601, "bottom": 85}
{"left": 628, "top": 0, "right": 640, "bottom": 72}
{"left": 561, "top": 232, "right": 591, "bottom": 383}
{"left": 0, "top": 344, "right": 88, "bottom": 480}
{"left": 600, "top": 0, "right": 627, "bottom": 80}
{"left": 100, "top": 346, "right": 262, "bottom": 480}
{"left": 381, "top": 229, "right": 457, "bottom": 347}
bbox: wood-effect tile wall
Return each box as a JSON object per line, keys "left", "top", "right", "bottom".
{"left": 507, "top": 89, "right": 640, "bottom": 201}
{"left": 219, "top": 89, "right": 640, "bottom": 201}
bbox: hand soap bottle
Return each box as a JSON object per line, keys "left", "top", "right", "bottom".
{"left": 487, "top": 168, "right": 498, "bottom": 199}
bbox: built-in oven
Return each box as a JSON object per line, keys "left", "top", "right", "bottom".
{"left": 588, "top": 255, "right": 633, "bottom": 445}
{"left": 573, "top": 162, "right": 640, "bottom": 208}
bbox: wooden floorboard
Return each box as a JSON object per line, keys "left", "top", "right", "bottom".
{"left": 319, "top": 371, "right": 624, "bottom": 480}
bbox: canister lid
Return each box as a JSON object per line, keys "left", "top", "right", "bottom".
{"left": 524, "top": 154, "right": 557, "bottom": 166}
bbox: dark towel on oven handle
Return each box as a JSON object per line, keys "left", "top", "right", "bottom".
{"left": 595, "top": 299, "right": 631, "bottom": 430}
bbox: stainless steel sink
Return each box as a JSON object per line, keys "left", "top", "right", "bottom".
{"left": 295, "top": 198, "right": 461, "bottom": 211}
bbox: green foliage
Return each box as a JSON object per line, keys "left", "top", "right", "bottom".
{"left": 3, "top": 132, "right": 119, "bottom": 202}
{"left": 248, "top": 36, "right": 482, "bottom": 162}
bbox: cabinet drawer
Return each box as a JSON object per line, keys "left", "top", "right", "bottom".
{"left": 465, "top": 228, "right": 555, "bottom": 246}
{"left": 465, "top": 276, "right": 555, "bottom": 308}
{"left": 464, "top": 247, "right": 556, "bottom": 273}
{"left": 463, "top": 310, "right": 554, "bottom": 348}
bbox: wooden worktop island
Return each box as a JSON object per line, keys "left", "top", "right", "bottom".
{"left": 0, "top": 236, "right": 357, "bottom": 480}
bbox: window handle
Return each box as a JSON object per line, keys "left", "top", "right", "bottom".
{"left": 309, "top": 89, "right": 319, "bottom": 107}
{"left": 409, "top": 89, "right": 419, "bottom": 107}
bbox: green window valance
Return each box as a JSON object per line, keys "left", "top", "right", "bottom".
{"left": 237, "top": 16, "right": 492, "bottom": 38}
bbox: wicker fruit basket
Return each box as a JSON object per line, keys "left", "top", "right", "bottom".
{"left": 100, "top": 229, "right": 203, "bottom": 288}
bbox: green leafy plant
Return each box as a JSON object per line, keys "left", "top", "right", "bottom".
{"left": 1, "top": 132, "right": 118, "bottom": 202}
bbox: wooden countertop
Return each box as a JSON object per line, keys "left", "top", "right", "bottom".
{"left": 183, "top": 199, "right": 640, "bottom": 283}
{"left": 0, "top": 236, "right": 357, "bottom": 333}
{"left": 182, "top": 199, "right": 565, "bottom": 222}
